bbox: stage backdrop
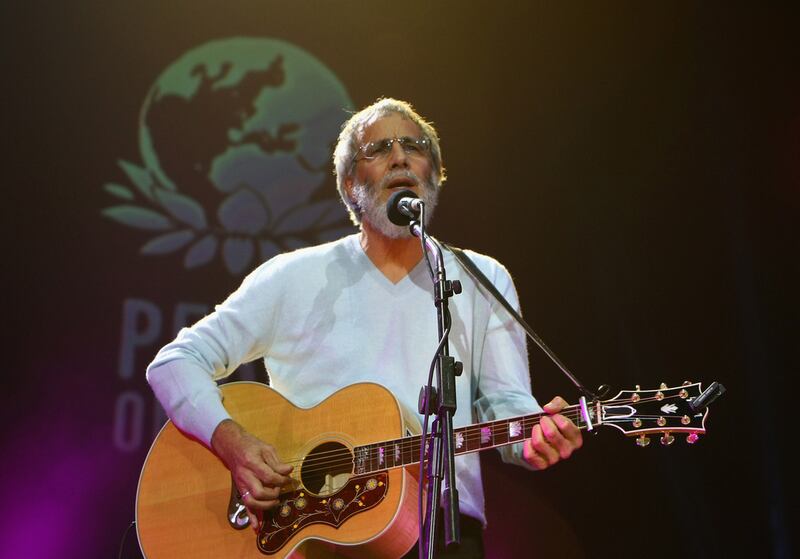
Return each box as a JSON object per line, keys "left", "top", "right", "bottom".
{"left": 4, "top": 3, "right": 797, "bottom": 558}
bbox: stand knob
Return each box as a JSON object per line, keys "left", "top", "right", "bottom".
{"left": 418, "top": 386, "right": 439, "bottom": 415}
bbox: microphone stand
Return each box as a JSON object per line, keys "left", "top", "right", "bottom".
{"left": 410, "top": 219, "right": 462, "bottom": 558}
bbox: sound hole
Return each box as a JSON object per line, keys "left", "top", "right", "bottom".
{"left": 300, "top": 441, "right": 354, "bottom": 496}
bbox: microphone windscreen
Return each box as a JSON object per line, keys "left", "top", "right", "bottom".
{"left": 386, "top": 189, "right": 418, "bottom": 226}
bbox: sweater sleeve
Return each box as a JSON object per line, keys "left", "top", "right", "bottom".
{"left": 145, "top": 258, "right": 283, "bottom": 446}
{"left": 469, "top": 255, "right": 541, "bottom": 470}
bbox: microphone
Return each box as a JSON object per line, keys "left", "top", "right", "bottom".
{"left": 387, "top": 189, "right": 423, "bottom": 226}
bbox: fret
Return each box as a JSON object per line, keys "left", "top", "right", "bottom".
{"left": 366, "top": 444, "right": 375, "bottom": 473}
{"left": 574, "top": 409, "right": 584, "bottom": 429}
{"left": 493, "top": 420, "right": 510, "bottom": 446}
{"left": 404, "top": 437, "right": 416, "bottom": 466}
{"left": 465, "top": 426, "right": 480, "bottom": 452}
{"left": 384, "top": 443, "right": 394, "bottom": 468}
{"left": 522, "top": 417, "right": 537, "bottom": 442}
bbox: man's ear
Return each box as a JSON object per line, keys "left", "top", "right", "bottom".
{"left": 343, "top": 175, "right": 355, "bottom": 202}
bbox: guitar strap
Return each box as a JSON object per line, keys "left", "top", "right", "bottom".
{"left": 443, "top": 243, "right": 598, "bottom": 399}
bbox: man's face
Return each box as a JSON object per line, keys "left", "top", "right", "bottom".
{"left": 345, "top": 113, "right": 438, "bottom": 238}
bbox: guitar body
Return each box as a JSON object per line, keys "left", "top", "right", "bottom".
{"left": 137, "top": 382, "right": 423, "bottom": 558}
{"left": 137, "top": 377, "right": 721, "bottom": 557}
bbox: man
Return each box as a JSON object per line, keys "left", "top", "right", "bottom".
{"left": 146, "top": 98, "right": 582, "bottom": 557}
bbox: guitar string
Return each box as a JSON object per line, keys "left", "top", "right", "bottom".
{"left": 278, "top": 395, "right": 695, "bottom": 478}
{"left": 283, "top": 415, "right": 698, "bottom": 483}
{"left": 280, "top": 389, "right": 684, "bottom": 469}
{"left": 284, "top": 416, "right": 593, "bottom": 480}
{"left": 282, "top": 402, "right": 691, "bottom": 482}
{"left": 276, "top": 394, "right": 696, "bottom": 477}
{"left": 282, "top": 408, "right": 582, "bottom": 467}
{"left": 279, "top": 409, "right": 588, "bottom": 479}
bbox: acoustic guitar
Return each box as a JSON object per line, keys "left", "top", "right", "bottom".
{"left": 136, "top": 380, "right": 721, "bottom": 558}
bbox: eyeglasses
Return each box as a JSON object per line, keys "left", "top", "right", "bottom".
{"left": 353, "top": 136, "right": 431, "bottom": 163}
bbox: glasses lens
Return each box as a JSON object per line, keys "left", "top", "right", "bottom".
{"left": 363, "top": 139, "right": 393, "bottom": 159}
{"left": 359, "top": 137, "right": 430, "bottom": 160}
{"left": 398, "top": 137, "right": 429, "bottom": 154}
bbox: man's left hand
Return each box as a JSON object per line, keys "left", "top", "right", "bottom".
{"left": 523, "top": 396, "right": 583, "bottom": 470}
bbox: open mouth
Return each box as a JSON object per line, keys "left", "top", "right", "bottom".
{"left": 385, "top": 177, "right": 417, "bottom": 189}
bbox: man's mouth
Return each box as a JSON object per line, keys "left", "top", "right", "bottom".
{"left": 385, "top": 176, "right": 417, "bottom": 190}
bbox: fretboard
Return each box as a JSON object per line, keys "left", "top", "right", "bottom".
{"left": 353, "top": 405, "right": 587, "bottom": 475}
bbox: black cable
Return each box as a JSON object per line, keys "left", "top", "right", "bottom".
{"left": 417, "top": 309, "right": 451, "bottom": 559}
{"left": 417, "top": 205, "right": 436, "bottom": 283}
{"left": 118, "top": 520, "right": 136, "bottom": 559}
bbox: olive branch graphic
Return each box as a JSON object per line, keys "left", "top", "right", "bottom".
{"left": 102, "top": 159, "right": 351, "bottom": 275}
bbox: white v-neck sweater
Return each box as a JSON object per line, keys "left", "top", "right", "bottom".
{"left": 147, "top": 234, "right": 540, "bottom": 525}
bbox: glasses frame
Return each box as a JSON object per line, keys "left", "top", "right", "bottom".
{"left": 352, "top": 136, "right": 432, "bottom": 165}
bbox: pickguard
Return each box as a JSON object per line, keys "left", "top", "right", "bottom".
{"left": 257, "top": 472, "right": 389, "bottom": 555}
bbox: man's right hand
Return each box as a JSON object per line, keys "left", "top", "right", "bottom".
{"left": 210, "top": 419, "right": 293, "bottom": 532}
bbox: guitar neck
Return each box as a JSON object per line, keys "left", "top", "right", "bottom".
{"left": 353, "top": 404, "right": 590, "bottom": 475}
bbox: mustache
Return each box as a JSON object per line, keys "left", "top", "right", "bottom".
{"left": 378, "top": 170, "right": 433, "bottom": 192}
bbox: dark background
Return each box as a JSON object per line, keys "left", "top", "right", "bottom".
{"left": 3, "top": 2, "right": 797, "bottom": 558}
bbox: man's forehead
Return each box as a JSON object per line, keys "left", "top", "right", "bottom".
{"left": 361, "top": 113, "right": 422, "bottom": 141}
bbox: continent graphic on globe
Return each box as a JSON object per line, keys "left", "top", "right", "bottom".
{"left": 102, "top": 37, "right": 354, "bottom": 275}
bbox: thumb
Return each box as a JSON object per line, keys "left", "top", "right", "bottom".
{"left": 543, "top": 396, "right": 568, "bottom": 414}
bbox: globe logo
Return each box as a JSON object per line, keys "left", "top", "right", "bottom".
{"left": 102, "top": 37, "right": 354, "bottom": 275}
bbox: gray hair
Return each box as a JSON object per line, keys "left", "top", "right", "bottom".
{"left": 333, "top": 98, "right": 446, "bottom": 224}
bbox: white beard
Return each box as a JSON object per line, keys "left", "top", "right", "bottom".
{"left": 351, "top": 170, "right": 439, "bottom": 239}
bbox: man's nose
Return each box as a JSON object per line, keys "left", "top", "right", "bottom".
{"left": 388, "top": 141, "right": 409, "bottom": 168}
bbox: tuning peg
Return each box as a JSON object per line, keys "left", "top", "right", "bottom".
{"left": 686, "top": 433, "right": 700, "bottom": 444}
{"left": 636, "top": 435, "right": 651, "bottom": 447}
{"left": 660, "top": 433, "right": 675, "bottom": 446}
{"left": 596, "top": 384, "right": 612, "bottom": 398}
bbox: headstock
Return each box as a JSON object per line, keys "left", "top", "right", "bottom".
{"left": 598, "top": 381, "right": 724, "bottom": 446}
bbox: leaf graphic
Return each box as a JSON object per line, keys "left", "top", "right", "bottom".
{"left": 184, "top": 234, "right": 218, "bottom": 269}
{"left": 141, "top": 230, "right": 196, "bottom": 255}
{"left": 154, "top": 189, "right": 207, "bottom": 230}
{"left": 258, "top": 239, "right": 281, "bottom": 262}
{"left": 273, "top": 200, "right": 343, "bottom": 235}
{"left": 103, "top": 183, "right": 134, "bottom": 201}
{"left": 223, "top": 237, "right": 255, "bottom": 276}
{"left": 102, "top": 205, "right": 173, "bottom": 230}
{"left": 283, "top": 237, "right": 308, "bottom": 250}
{"left": 218, "top": 189, "right": 269, "bottom": 234}
{"left": 314, "top": 203, "right": 350, "bottom": 228}
{"left": 118, "top": 160, "right": 158, "bottom": 199}
{"left": 317, "top": 226, "right": 356, "bottom": 243}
